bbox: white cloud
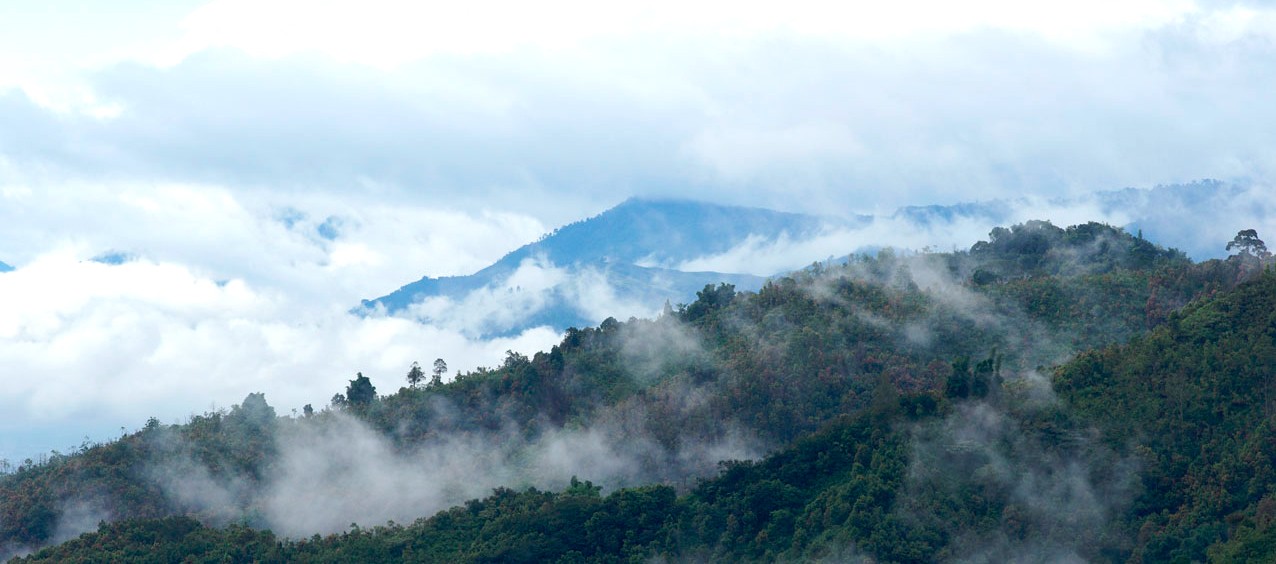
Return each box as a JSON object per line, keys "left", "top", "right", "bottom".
{"left": 673, "top": 196, "right": 1134, "bottom": 276}
{"left": 1, "top": 0, "right": 1275, "bottom": 464}
{"left": 0, "top": 181, "right": 556, "bottom": 461}
{"left": 685, "top": 123, "right": 865, "bottom": 182}
{"left": 0, "top": 250, "right": 564, "bottom": 459}
{"left": 0, "top": 181, "right": 546, "bottom": 297}
{"left": 3, "top": 2, "right": 1276, "bottom": 219}
{"left": 401, "top": 257, "right": 661, "bottom": 337}
{"left": 170, "top": 0, "right": 1199, "bottom": 68}
{"left": 405, "top": 257, "right": 570, "bottom": 336}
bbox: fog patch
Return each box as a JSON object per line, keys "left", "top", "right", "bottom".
{"left": 142, "top": 405, "right": 762, "bottom": 538}
{"left": 905, "top": 386, "right": 1135, "bottom": 562}
{"left": 617, "top": 317, "right": 709, "bottom": 386}
{"left": 260, "top": 416, "right": 517, "bottom": 537}
{"left": 50, "top": 498, "right": 111, "bottom": 545}
{"left": 0, "top": 544, "right": 34, "bottom": 562}
{"left": 560, "top": 265, "right": 663, "bottom": 324}
{"left": 148, "top": 450, "right": 255, "bottom": 525}
{"left": 669, "top": 182, "right": 1276, "bottom": 282}
{"left": 900, "top": 255, "right": 1004, "bottom": 329}
{"left": 1002, "top": 369, "right": 1059, "bottom": 408}
{"left": 530, "top": 423, "right": 758, "bottom": 493}
{"left": 400, "top": 257, "right": 661, "bottom": 339}
{"left": 405, "top": 256, "right": 569, "bottom": 337}
{"left": 902, "top": 322, "right": 933, "bottom": 348}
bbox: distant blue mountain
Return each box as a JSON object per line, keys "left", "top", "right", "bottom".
{"left": 497, "top": 197, "right": 840, "bottom": 269}
{"left": 362, "top": 198, "right": 844, "bottom": 336}
{"left": 892, "top": 199, "right": 1018, "bottom": 226}
{"left": 363, "top": 181, "right": 1265, "bottom": 337}
{"left": 0, "top": 261, "right": 11, "bottom": 273}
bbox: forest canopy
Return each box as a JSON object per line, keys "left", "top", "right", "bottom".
{"left": 5, "top": 221, "right": 1276, "bottom": 563}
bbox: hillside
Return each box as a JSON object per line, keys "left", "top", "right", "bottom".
{"left": 36, "top": 269, "right": 1273, "bottom": 563}
{"left": 3, "top": 221, "right": 1269, "bottom": 562}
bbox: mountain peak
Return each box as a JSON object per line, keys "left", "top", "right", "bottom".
{"left": 531, "top": 198, "right": 829, "bottom": 268}
{"left": 358, "top": 197, "right": 826, "bottom": 335}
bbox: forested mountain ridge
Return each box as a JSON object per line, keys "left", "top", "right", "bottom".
{"left": 894, "top": 179, "right": 1271, "bottom": 261}
{"left": 4, "top": 220, "right": 1273, "bottom": 562}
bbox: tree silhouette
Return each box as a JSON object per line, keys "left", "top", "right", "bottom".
{"left": 1227, "top": 229, "right": 1271, "bottom": 259}
{"left": 431, "top": 358, "right": 447, "bottom": 387}
{"left": 346, "top": 372, "right": 376, "bottom": 406}
{"left": 406, "top": 361, "right": 424, "bottom": 388}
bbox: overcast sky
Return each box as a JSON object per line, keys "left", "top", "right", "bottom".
{"left": 0, "top": 0, "right": 1274, "bottom": 461}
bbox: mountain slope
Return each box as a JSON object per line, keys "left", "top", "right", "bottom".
{"left": 0, "top": 261, "right": 12, "bottom": 273}
{"left": 20, "top": 255, "right": 1276, "bottom": 563}
{"left": 1054, "top": 271, "right": 1276, "bottom": 562}
{"left": 360, "top": 198, "right": 840, "bottom": 336}
{"left": 3, "top": 220, "right": 1235, "bottom": 560}
{"left": 363, "top": 181, "right": 1270, "bottom": 338}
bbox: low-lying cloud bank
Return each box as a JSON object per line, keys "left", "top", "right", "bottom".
{"left": 142, "top": 410, "right": 759, "bottom": 538}
{"left": 400, "top": 256, "right": 662, "bottom": 338}
{"left": 0, "top": 184, "right": 559, "bottom": 462}
{"left": 677, "top": 182, "right": 1276, "bottom": 276}
{"left": 3, "top": 180, "right": 1269, "bottom": 463}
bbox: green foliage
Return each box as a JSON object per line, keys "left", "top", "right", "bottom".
{"left": 14, "top": 516, "right": 284, "bottom": 563}
{"left": 431, "top": 358, "right": 447, "bottom": 387}
{"left": 4, "top": 221, "right": 1270, "bottom": 562}
{"left": 1227, "top": 229, "right": 1271, "bottom": 259}
{"left": 1055, "top": 272, "right": 1276, "bottom": 562}
{"left": 405, "top": 362, "right": 424, "bottom": 388}
{"left": 345, "top": 373, "right": 376, "bottom": 407}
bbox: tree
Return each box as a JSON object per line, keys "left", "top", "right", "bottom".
{"left": 431, "top": 358, "right": 447, "bottom": 387}
{"left": 346, "top": 372, "right": 376, "bottom": 406}
{"left": 684, "top": 283, "right": 736, "bottom": 321}
{"left": 1227, "top": 229, "right": 1271, "bottom": 259}
{"left": 231, "top": 393, "right": 276, "bottom": 428}
{"left": 406, "top": 361, "right": 424, "bottom": 388}
{"left": 944, "top": 357, "right": 971, "bottom": 400}
{"left": 500, "top": 351, "right": 528, "bottom": 370}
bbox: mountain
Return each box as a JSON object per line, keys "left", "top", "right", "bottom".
{"left": 361, "top": 198, "right": 850, "bottom": 336}
{"left": 364, "top": 181, "right": 1272, "bottom": 338}
{"left": 0, "top": 261, "right": 11, "bottom": 273}
{"left": 11, "top": 221, "right": 1274, "bottom": 562}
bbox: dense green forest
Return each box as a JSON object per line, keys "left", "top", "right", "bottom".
{"left": 4, "top": 221, "right": 1276, "bottom": 562}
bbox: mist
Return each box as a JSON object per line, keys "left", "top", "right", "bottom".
{"left": 120, "top": 313, "right": 763, "bottom": 539}
{"left": 2, "top": 1, "right": 1274, "bottom": 560}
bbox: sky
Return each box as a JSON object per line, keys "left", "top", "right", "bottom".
{"left": 0, "top": 0, "right": 1274, "bottom": 461}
